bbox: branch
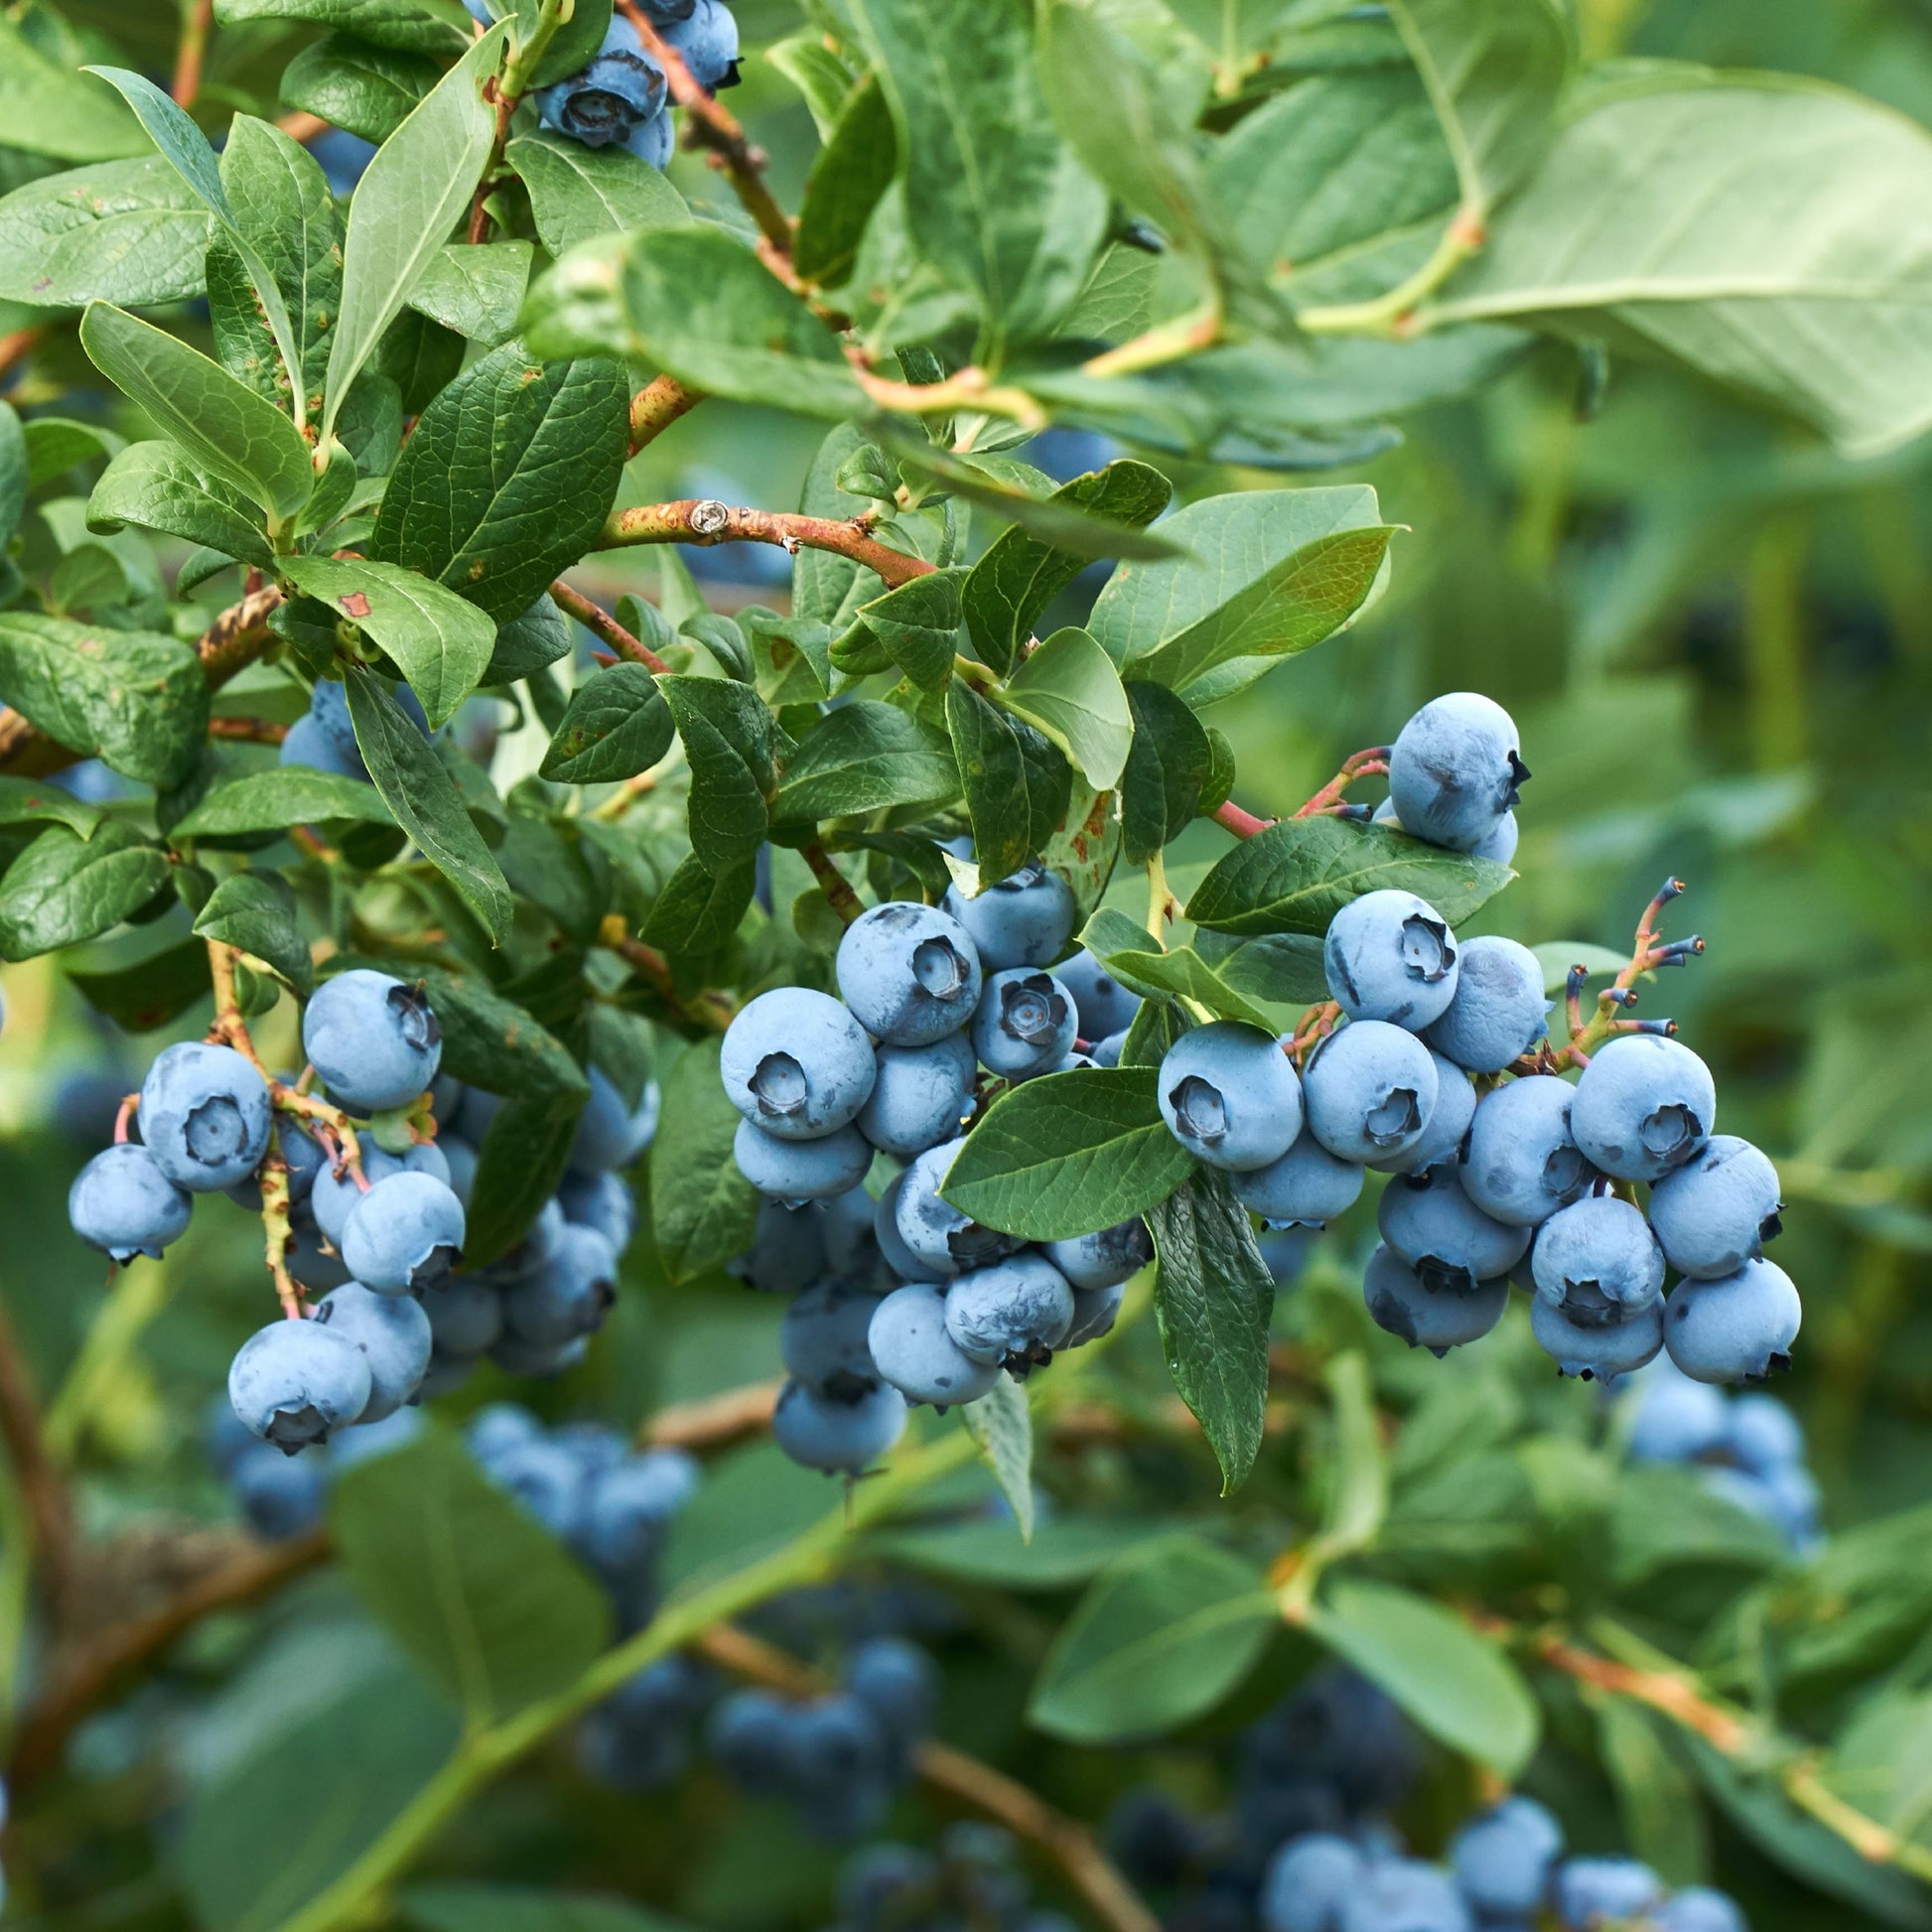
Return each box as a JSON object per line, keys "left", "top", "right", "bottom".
{"left": 597, "top": 915, "right": 737, "bottom": 1033}
{"left": 173, "top": 0, "right": 214, "bottom": 109}
{"left": 550, "top": 580, "right": 670, "bottom": 675}
{"left": 0, "top": 1299, "right": 76, "bottom": 1624}
{"left": 1211, "top": 798, "right": 1274, "bottom": 840}
{"left": 629, "top": 372, "right": 703, "bottom": 456}
{"left": 644, "top": 1380, "right": 780, "bottom": 1450}
{"left": 696, "top": 1625, "right": 1161, "bottom": 1932}
{"left": 599, "top": 498, "right": 934, "bottom": 590}
{"left": 801, "top": 843, "right": 865, "bottom": 926}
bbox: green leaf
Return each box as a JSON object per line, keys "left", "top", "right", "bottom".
{"left": 523, "top": 225, "right": 867, "bottom": 418}
{"left": 0, "top": 19, "right": 143, "bottom": 162}
{"left": 67, "top": 933, "right": 214, "bottom": 1033}
{"left": 0, "top": 822, "right": 172, "bottom": 961}
{"left": 659, "top": 676, "right": 777, "bottom": 871}
{"left": 640, "top": 854, "right": 757, "bottom": 954}
{"left": 332, "top": 1429, "right": 612, "bottom": 1724}
{"left": 773, "top": 701, "right": 959, "bottom": 821}
{"left": 178, "top": 1656, "right": 459, "bottom": 1932}
{"left": 1596, "top": 1699, "right": 1709, "bottom": 1887}
{"left": 1120, "top": 682, "right": 1211, "bottom": 865}
{"left": 961, "top": 460, "right": 1173, "bottom": 676}
{"left": 79, "top": 304, "right": 314, "bottom": 525}
{"left": 0, "top": 775, "right": 101, "bottom": 840}
{"left": 766, "top": 34, "right": 858, "bottom": 138}
{"left": 1193, "top": 929, "right": 1331, "bottom": 1010}
{"left": 847, "top": 0, "right": 1108, "bottom": 355}
{"left": 746, "top": 610, "right": 834, "bottom": 705}
{"left": 25, "top": 417, "right": 124, "bottom": 487}
{"left": 1318, "top": 1353, "right": 1389, "bottom": 1558}
{"left": 650, "top": 1037, "right": 760, "bottom": 1283}
{"left": 1148, "top": 1165, "right": 1275, "bottom": 1493}
{"left": 942, "top": 1067, "right": 1194, "bottom": 1241}
{"left": 1078, "top": 922, "right": 1275, "bottom": 1031}
{"left": 407, "top": 241, "right": 533, "bottom": 347}
{"left": 793, "top": 71, "right": 898, "bottom": 288}
{"left": 281, "top": 33, "right": 443, "bottom": 142}
{"left": 505, "top": 129, "right": 692, "bottom": 256}
{"left": 844, "top": 570, "right": 962, "bottom": 691}
{"left": 371, "top": 342, "right": 630, "bottom": 622}
{"left": 523, "top": 0, "right": 616, "bottom": 87}
{"left": 871, "top": 1515, "right": 1155, "bottom": 1590}
{"left": 538, "top": 665, "right": 674, "bottom": 784}
{"left": 1432, "top": 70, "right": 1932, "bottom": 459}
{"left": 0, "top": 157, "right": 208, "bottom": 309}
{"left": 324, "top": 26, "right": 506, "bottom": 440}
{"left": 0, "top": 611, "right": 209, "bottom": 787}
{"left": 1029, "top": 1535, "right": 1279, "bottom": 1743}
{"left": 1186, "top": 816, "right": 1515, "bottom": 937}
{"left": 171, "top": 768, "right": 391, "bottom": 837}
{"left": 962, "top": 1373, "right": 1035, "bottom": 1543}
{"left": 193, "top": 870, "right": 313, "bottom": 995}
{"left": 0, "top": 400, "right": 24, "bottom": 554}
{"left": 1002, "top": 627, "right": 1134, "bottom": 790}
{"left": 1308, "top": 1577, "right": 1540, "bottom": 1778}
{"left": 1386, "top": 0, "right": 1571, "bottom": 213}
{"left": 489, "top": 595, "right": 573, "bottom": 683}
{"left": 279, "top": 556, "right": 495, "bottom": 730}
{"left": 946, "top": 678, "right": 1072, "bottom": 885}
{"left": 793, "top": 423, "right": 884, "bottom": 628}
{"left": 87, "top": 441, "right": 273, "bottom": 570}
{"left": 345, "top": 664, "right": 513, "bottom": 942}
{"left": 404, "top": 1883, "right": 702, "bottom": 1932}
{"left": 397, "top": 965, "right": 589, "bottom": 1101}
{"left": 213, "top": 0, "right": 471, "bottom": 54}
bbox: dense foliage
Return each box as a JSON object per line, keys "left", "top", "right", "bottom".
{"left": 0, "top": 1, "right": 1927, "bottom": 1929}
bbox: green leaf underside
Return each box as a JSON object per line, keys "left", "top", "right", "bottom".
{"left": 962, "top": 1374, "right": 1035, "bottom": 1543}
{"left": 773, "top": 701, "right": 959, "bottom": 820}
{"left": 506, "top": 129, "right": 692, "bottom": 256}
{"left": 650, "top": 1037, "right": 759, "bottom": 1283}
{"left": 1002, "top": 626, "right": 1135, "bottom": 789}
{"left": 172, "top": 768, "right": 392, "bottom": 836}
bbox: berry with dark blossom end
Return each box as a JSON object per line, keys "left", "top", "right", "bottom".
{"left": 303, "top": 969, "right": 443, "bottom": 1115}
{"left": 781, "top": 1281, "right": 886, "bottom": 1399}
{"left": 1158, "top": 1023, "right": 1304, "bottom": 1172}
{"left": 1378, "top": 1167, "right": 1531, "bottom": 1295}
{"left": 1043, "top": 1217, "right": 1152, "bottom": 1290}
{"left": 771, "top": 1377, "right": 907, "bottom": 1472}
{"left": 1065, "top": 1280, "right": 1126, "bottom": 1347}
{"left": 1362, "top": 1245, "right": 1509, "bottom": 1356}
{"left": 500, "top": 1223, "right": 620, "bottom": 1346}
{"left": 1387, "top": 691, "right": 1527, "bottom": 852}
{"left": 942, "top": 864, "right": 1076, "bottom": 971}
{"left": 895, "top": 1136, "right": 1018, "bottom": 1274}
{"left": 660, "top": 0, "right": 740, "bottom": 91}
{"left": 1367, "top": 1050, "right": 1475, "bottom": 1177}
{"left": 1571, "top": 1034, "right": 1716, "bottom": 1181}
{"left": 733, "top": 1119, "right": 874, "bottom": 1204}
{"left": 837, "top": 900, "right": 983, "bottom": 1045}
{"left": 1056, "top": 948, "right": 1142, "bottom": 1041}
{"left": 534, "top": 16, "right": 667, "bottom": 148}
{"left": 1530, "top": 1292, "right": 1664, "bottom": 1382}
{"left": 1530, "top": 1193, "right": 1665, "bottom": 1325}
{"left": 339, "top": 1172, "right": 467, "bottom": 1294}
{"left": 1322, "top": 889, "right": 1460, "bottom": 1030}
{"left": 971, "top": 968, "right": 1077, "bottom": 1079}
{"left": 1423, "top": 935, "right": 1550, "bottom": 1072}
{"left": 1303, "top": 1022, "right": 1438, "bottom": 1165}
{"left": 139, "top": 1041, "right": 273, "bottom": 1192}
{"left": 312, "top": 1282, "right": 432, "bottom": 1424}
{"left": 69, "top": 1144, "right": 192, "bottom": 1262}
{"left": 722, "top": 988, "right": 876, "bottom": 1142}
{"left": 1459, "top": 1073, "right": 1597, "bottom": 1225}
{"left": 1663, "top": 1258, "right": 1801, "bottom": 1384}
{"left": 944, "top": 1253, "right": 1075, "bottom": 1372}
{"left": 868, "top": 1283, "right": 1000, "bottom": 1406}
{"left": 228, "top": 1317, "right": 371, "bottom": 1453}
{"left": 1646, "top": 1134, "right": 1782, "bottom": 1278}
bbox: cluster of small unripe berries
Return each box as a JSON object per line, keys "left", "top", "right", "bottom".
{"left": 1110, "top": 1668, "right": 1747, "bottom": 1932}
{"left": 721, "top": 867, "right": 1148, "bottom": 1471}
{"left": 1158, "top": 695, "right": 1796, "bottom": 1387}
{"left": 465, "top": 0, "right": 740, "bottom": 172}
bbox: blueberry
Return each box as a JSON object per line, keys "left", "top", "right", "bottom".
{"left": 1158, "top": 1022, "right": 1304, "bottom": 1172}
{"left": 732, "top": 1196, "right": 831, "bottom": 1293}
{"left": 228, "top": 1317, "right": 371, "bottom": 1451}
{"left": 579, "top": 1704, "right": 691, "bottom": 1793}
{"left": 230, "top": 1442, "right": 329, "bottom": 1540}
{"left": 339, "top": 1172, "right": 466, "bottom": 1293}
{"left": 453, "top": 1085, "right": 502, "bottom": 1144}
{"left": 311, "top": 676, "right": 429, "bottom": 754}
{"left": 1042, "top": 1218, "right": 1152, "bottom": 1290}
{"left": 1645, "top": 1134, "right": 1779, "bottom": 1278}
{"left": 419, "top": 1274, "right": 503, "bottom": 1356}
{"left": 1570, "top": 1034, "right": 1715, "bottom": 1182}
{"left": 1065, "top": 1281, "right": 1125, "bottom": 1346}
{"left": 722, "top": 988, "right": 876, "bottom": 1141}
{"left": 896, "top": 1136, "right": 1017, "bottom": 1274}
{"left": 819, "top": 1183, "right": 879, "bottom": 1274}
{"left": 69, "top": 1143, "right": 192, "bottom": 1262}
{"left": 771, "top": 1377, "right": 907, "bottom": 1472}
{"left": 1423, "top": 936, "right": 1549, "bottom": 1072}
{"left": 971, "top": 968, "right": 1077, "bottom": 1079}
{"left": 1387, "top": 691, "right": 1527, "bottom": 852}
{"left": 313, "top": 1142, "right": 451, "bottom": 1245}
{"left": 1473, "top": 810, "right": 1519, "bottom": 865}
{"left": 866, "top": 1175, "right": 941, "bottom": 1284}
{"left": 488, "top": 1331, "right": 590, "bottom": 1377}
{"left": 1091, "top": 1030, "right": 1128, "bottom": 1067}
{"left": 660, "top": 0, "right": 739, "bottom": 90}
{"left": 1232, "top": 1131, "right": 1364, "bottom": 1228}
{"left": 1663, "top": 1258, "right": 1801, "bottom": 1384}
{"left": 625, "top": 107, "right": 675, "bottom": 169}
{"left": 558, "top": 1169, "right": 636, "bottom": 1253}
{"left": 791, "top": 1690, "right": 893, "bottom": 1825}
{"left": 837, "top": 901, "right": 983, "bottom": 1045}
{"left": 303, "top": 970, "right": 443, "bottom": 1115}
{"left": 1552, "top": 1858, "right": 1662, "bottom": 1931}
{"left": 1725, "top": 1390, "right": 1803, "bottom": 1475}
{"left": 1259, "top": 1832, "right": 1365, "bottom": 1932}
{"left": 1056, "top": 949, "right": 1142, "bottom": 1041}
{"left": 139, "top": 1041, "right": 273, "bottom": 1192}
{"left": 280, "top": 711, "right": 367, "bottom": 781}
{"left": 933, "top": 1253, "right": 1069, "bottom": 1374}
{"left": 1530, "top": 1194, "right": 1664, "bottom": 1325}
{"left": 1336, "top": 1858, "right": 1473, "bottom": 1932}
{"left": 1652, "top": 1887, "right": 1747, "bottom": 1932}
{"left": 570, "top": 1067, "right": 661, "bottom": 1170}
{"left": 733, "top": 1118, "right": 874, "bottom": 1203}
{"left": 1458, "top": 1074, "right": 1597, "bottom": 1224}
{"left": 845, "top": 1635, "right": 938, "bottom": 1761}
{"left": 1449, "top": 1796, "right": 1563, "bottom": 1918}
{"left": 500, "top": 1222, "right": 620, "bottom": 1345}
{"left": 1303, "top": 1021, "right": 1438, "bottom": 1164}
{"left": 478, "top": 1434, "right": 590, "bottom": 1539}
{"left": 943, "top": 864, "right": 1076, "bottom": 971}
{"left": 534, "top": 15, "right": 668, "bottom": 147}
{"left": 1363, "top": 1245, "right": 1508, "bottom": 1355}
{"left": 312, "top": 1281, "right": 432, "bottom": 1423}
{"left": 285, "top": 1201, "right": 352, "bottom": 1292}
{"left": 858, "top": 1033, "right": 976, "bottom": 1158}
{"left": 781, "top": 1281, "right": 886, "bottom": 1398}
{"left": 467, "top": 1401, "right": 542, "bottom": 1466}
{"left": 1367, "top": 1051, "right": 1475, "bottom": 1177}
{"left": 1107, "top": 1788, "right": 1207, "bottom": 1890}
{"left": 580, "top": 1448, "right": 699, "bottom": 1579}
{"left": 1530, "top": 1292, "right": 1664, "bottom": 1382}
{"left": 839, "top": 1843, "right": 939, "bottom": 1927}
{"left": 1378, "top": 1168, "right": 1531, "bottom": 1294}
{"left": 206, "top": 1391, "right": 258, "bottom": 1476}
{"left": 1625, "top": 1362, "right": 1728, "bottom": 1462}
{"left": 708, "top": 1688, "right": 801, "bottom": 1796}
{"left": 1260, "top": 1226, "right": 1316, "bottom": 1285}
{"left": 1323, "top": 889, "right": 1460, "bottom": 1030}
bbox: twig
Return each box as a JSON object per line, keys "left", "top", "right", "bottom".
{"left": 172, "top": 0, "right": 214, "bottom": 109}
{"left": 276, "top": 110, "right": 330, "bottom": 144}
{"left": 644, "top": 1380, "right": 781, "bottom": 1450}
{"left": 599, "top": 498, "right": 933, "bottom": 589}
{"left": 1211, "top": 798, "right": 1274, "bottom": 840}
{"left": 1295, "top": 746, "right": 1391, "bottom": 818}
{"left": 208, "top": 717, "right": 291, "bottom": 746}
{"left": 695, "top": 1624, "right": 1162, "bottom": 1932}
{"left": 597, "top": 915, "right": 736, "bottom": 1032}
{"left": 629, "top": 373, "right": 704, "bottom": 455}
{"left": 0, "top": 328, "right": 41, "bottom": 388}
{"left": 801, "top": 843, "right": 865, "bottom": 926}
{"left": 550, "top": 580, "right": 670, "bottom": 675}
{"left": 0, "top": 1300, "right": 76, "bottom": 1624}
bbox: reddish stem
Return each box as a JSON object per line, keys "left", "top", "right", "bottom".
{"left": 113, "top": 1093, "right": 139, "bottom": 1145}
{"left": 550, "top": 580, "right": 671, "bottom": 675}
{"left": 1212, "top": 798, "right": 1275, "bottom": 840}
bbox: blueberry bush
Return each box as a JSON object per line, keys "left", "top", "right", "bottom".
{"left": 0, "top": 0, "right": 1927, "bottom": 1928}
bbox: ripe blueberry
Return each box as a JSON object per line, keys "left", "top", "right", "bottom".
{"left": 1458, "top": 1074, "right": 1596, "bottom": 1224}
{"left": 1232, "top": 1131, "right": 1364, "bottom": 1229}
{"left": 971, "top": 968, "right": 1077, "bottom": 1079}
{"left": 1157, "top": 1022, "right": 1304, "bottom": 1172}
{"left": 858, "top": 1033, "right": 976, "bottom": 1158}
{"left": 139, "top": 1041, "right": 273, "bottom": 1192}
{"left": 943, "top": 1253, "right": 1075, "bottom": 1373}
{"left": 722, "top": 987, "right": 876, "bottom": 1141}
{"left": 1662, "top": 1257, "right": 1801, "bottom": 1384}
{"left": 1387, "top": 691, "right": 1527, "bottom": 852}
{"left": 868, "top": 1283, "right": 999, "bottom": 1406}
{"left": 837, "top": 900, "right": 983, "bottom": 1046}
{"left": 942, "top": 864, "right": 1076, "bottom": 971}
{"left": 303, "top": 969, "right": 443, "bottom": 1115}
{"left": 228, "top": 1317, "right": 371, "bottom": 1452}
{"left": 1423, "top": 935, "right": 1550, "bottom": 1072}
{"left": 69, "top": 1143, "right": 192, "bottom": 1262}
{"left": 1570, "top": 1033, "right": 1716, "bottom": 1181}
{"left": 1302, "top": 1021, "right": 1438, "bottom": 1164}
{"left": 1322, "top": 889, "right": 1460, "bottom": 1030}
{"left": 1644, "top": 1133, "right": 1779, "bottom": 1277}
{"left": 312, "top": 1281, "right": 432, "bottom": 1423}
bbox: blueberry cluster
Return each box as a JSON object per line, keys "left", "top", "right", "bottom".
{"left": 708, "top": 1633, "right": 940, "bottom": 1840}
{"left": 1110, "top": 1670, "right": 1748, "bottom": 1932}
{"left": 1626, "top": 1360, "right": 1821, "bottom": 1553}
{"left": 1158, "top": 694, "right": 1796, "bottom": 1387}
{"left": 721, "top": 872, "right": 1149, "bottom": 1471}
{"left": 831, "top": 1824, "right": 1075, "bottom": 1932}
{"left": 205, "top": 1401, "right": 422, "bottom": 1540}
{"left": 465, "top": 0, "right": 740, "bottom": 173}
